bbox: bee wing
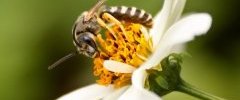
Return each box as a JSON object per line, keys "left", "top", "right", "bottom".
{"left": 85, "top": 0, "right": 107, "bottom": 21}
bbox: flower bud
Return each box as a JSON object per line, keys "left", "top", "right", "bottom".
{"left": 146, "top": 53, "right": 183, "bottom": 96}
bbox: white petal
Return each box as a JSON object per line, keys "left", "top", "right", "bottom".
{"left": 118, "top": 86, "right": 161, "bottom": 100}
{"left": 132, "top": 68, "right": 148, "bottom": 89}
{"left": 161, "top": 13, "right": 212, "bottom": 46}
{"left": 149, "top": 13, "right": 212, "bottom": 69}
{"left": 103, "top": 86, "right": 130, "bottom": 100}
{"left": 150, "top": 0, "right": 186, "bottom": 49}
{"left": 150, "top": 0, "right": 174, "bottom": 49}
{"left": 168, "top": 0, "right": 186, "bottom": 25}
{"left": 132, "top": 13, "right": 212, "bottom": 89}
{"left": 170, "top": 43, "right": 186, "bottom": 53}
{"left": 103, "top": 60, "right": 136, "bottom": 73}
{"left": 57, "top": 84, "right": 114, "bottom": 100}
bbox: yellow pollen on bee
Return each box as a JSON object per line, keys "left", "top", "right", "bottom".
{"left": 93, "top": 23, "right": 151, "bottom": 88}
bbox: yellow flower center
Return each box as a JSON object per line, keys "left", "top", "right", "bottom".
{"left": 93, "top": 23, "right": 152, "bottom": 88}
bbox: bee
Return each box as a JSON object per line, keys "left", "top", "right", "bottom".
{"left": 49, "top": 0, "right": 153, "bottom": 70}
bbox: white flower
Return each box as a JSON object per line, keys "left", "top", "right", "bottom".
{"left": 58, "top": 0, "right": 212, "bottom": 100}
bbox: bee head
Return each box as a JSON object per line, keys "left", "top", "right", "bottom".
{"left": 72, "top": 11, "right": 101, "bottom": 58}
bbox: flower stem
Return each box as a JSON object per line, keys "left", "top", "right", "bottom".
{"left": 177, "top": 80, "right": 225, "bottom": 100}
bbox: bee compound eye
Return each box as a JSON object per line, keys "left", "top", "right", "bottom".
{"left": 82, "top": 36, "right": 97, "bottom": 49}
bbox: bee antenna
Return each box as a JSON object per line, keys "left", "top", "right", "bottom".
{"left": 48, "top": 52, "right": 77, "bottom": 70}
{"left": 85, "top": 0, "right": 107, "bottom": 21}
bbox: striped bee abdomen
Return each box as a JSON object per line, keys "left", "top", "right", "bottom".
{"left": 101, "top": 6, "right": 153, "bottom": 28}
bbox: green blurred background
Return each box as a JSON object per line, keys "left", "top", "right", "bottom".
{"left": 0, "top": 0, "right": 239, "bottom": 99}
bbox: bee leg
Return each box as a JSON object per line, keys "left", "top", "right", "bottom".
{"left": 101, "top": 13, "right": 128, "bottom": 39}
{"left": 96, "top": 34, "right": 106, "bottom": 51}
{"left": 97, "top": 17, "right": 117, "bottom": 39}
